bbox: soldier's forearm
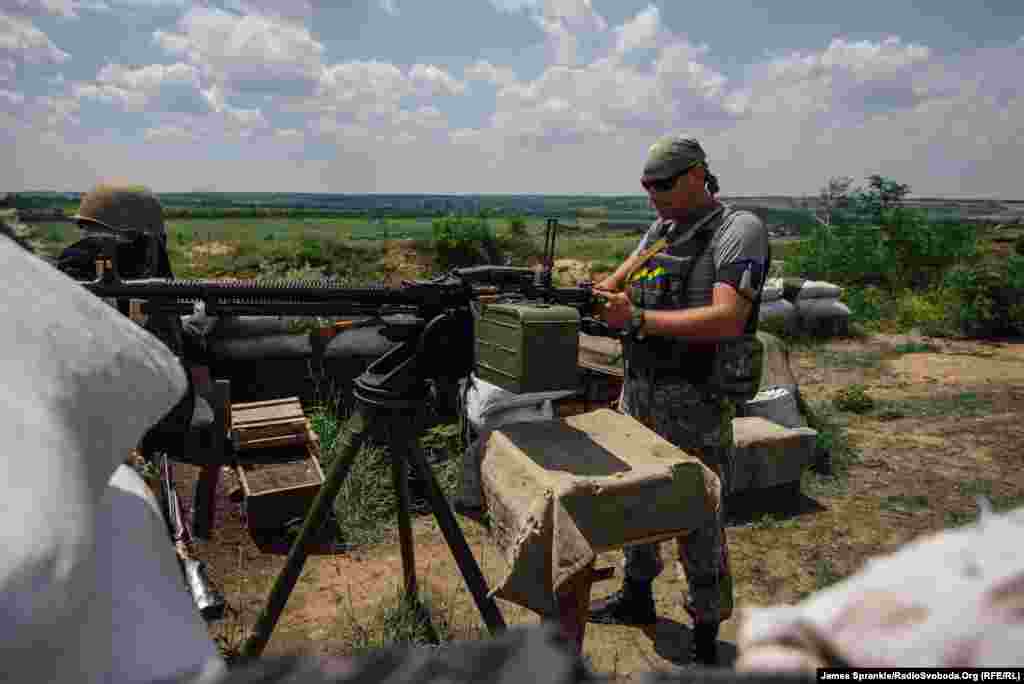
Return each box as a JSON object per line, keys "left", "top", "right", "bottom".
{"left": 641, "top": 305, "right": 746, "bottom": 341}
{"left": 603, "top": 253, "right": 647, "bottom": 290}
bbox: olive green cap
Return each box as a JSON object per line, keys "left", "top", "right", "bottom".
{"left": 642, "top": 135, "right": 707, "bottom": 180}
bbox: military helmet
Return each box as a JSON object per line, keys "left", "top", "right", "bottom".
{"left": 73, "top": 183, "right": 166, "bottom": 237}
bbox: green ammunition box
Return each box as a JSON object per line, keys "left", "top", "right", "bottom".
{"left": 474, "top": 303, "right": 581, "bottom": 394}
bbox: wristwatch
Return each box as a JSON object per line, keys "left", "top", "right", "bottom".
{"left": 628, "top": 306, "right": 646, "bottom": 340}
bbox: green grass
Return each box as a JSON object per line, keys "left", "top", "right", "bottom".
{"left": 334, "top": 583, "right": 484, "bottom": 658}
{"left": 813, "top": 558, "right": 843, "bottom": 590}
{"left": 879, "top": 494, "right": 930, "bottom": 514}
{"left": 311, "top": 407, "right": 464, "bottom": 551}
{"left": 944, "top": 494, "right": 1024, "bottom": 529}
{"left": 871, "top": 392, "right": 994, "bottom": 421}
{"left": 893, "top": 341, "right": 939, "bottom": 354}
{"left": 750, "top": 513, "right": 800, "bottom": 530}
{"left": 800, "top": 399, "right": 860, "bottom": 498}
{"left": 814, "top": 349, "right": 886, "bottom": 369}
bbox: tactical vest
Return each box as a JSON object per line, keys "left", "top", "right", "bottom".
{"left": 624, "top": 205, "right": 767, "bottom": 401}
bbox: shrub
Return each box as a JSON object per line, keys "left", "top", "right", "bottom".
{"left": 942, "top": 263, "right": 1024, "bottom": 337}
{"left": 832, "top": 384, "right": 874, "bottom": 414}
{"left": 893, "top": 289, "right": 954, "bottom": 335}
{"left": 432, "top": 215, "right": 498, "bottom": 270}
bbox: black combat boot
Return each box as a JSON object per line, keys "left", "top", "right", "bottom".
{"left": 587, "top": 578, "right": 657, "bottom": 625}
{"left": 690, "top": 621, "right": 720, "bottom": 666}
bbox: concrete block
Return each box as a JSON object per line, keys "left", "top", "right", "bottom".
{"left": 731, "top": 417, "right": 817, "bottom": 493}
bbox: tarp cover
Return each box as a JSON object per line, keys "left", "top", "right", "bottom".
{"left": 737, "top": 503, "right": 1024, "bottom": 670}
{"left": 481, "top": 409, "right": 721, "bottom": 616}
{"left": 0, "top": 236, "right": 219, "bottom": 683}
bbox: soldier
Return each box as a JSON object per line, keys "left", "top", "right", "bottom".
{"left": 589, "top": 135, "right": 770, "bottom": 666}
{"left": 58, "top": 182, "right": 197, "bottom": 459}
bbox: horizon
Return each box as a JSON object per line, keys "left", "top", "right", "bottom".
{"left": 4, "top": 1, "right": 1023, "bottom": 196}
{"left": 9, "top": 190, "right": 1024, "bottom": 203}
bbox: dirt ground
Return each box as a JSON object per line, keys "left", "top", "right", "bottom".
{"left": 179, "top": 332, "right": 1024, "bottom": 678}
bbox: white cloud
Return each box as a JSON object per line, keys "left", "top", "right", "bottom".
{"left": 1, "top": 0, "right": 82, "bottom": 18}
{"left": 530, "top": 0, "right": 608, "bottom": 66}
{"left": 221, "top": 0, "right": 313, "bottom": 24}
{"left": 379, "top": 0, "right": 397, "bottom": 16}
{"left": 409, "top": 63, "right": 466, "bottom": 96}
{"left": 154, "top": 6, "right": 325, "bottom": 96}
{"left": 614, "top": 5, "right": 661, "bottom": 54}
{"left": 464, "top": 60, "right": 517, "bottom": 87}
{"left": 0, "top": 13, "right": 70, "bottom": 65}
{"left": 0, "top": 88, "right": 25, "bottom": 109}
{"left": 75, "top": 61, "right": 208, "bottom": 113}
{"left": 223, "top": 104, "right": 268, "bottom": 136}
{"left": 143, "top": 124, "right": 195, "bottom": 142}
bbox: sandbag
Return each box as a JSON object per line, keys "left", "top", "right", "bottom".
{"left": 742, "top": 387, "right": 806, "bottom": 429}
{"left": 0, "top": 235, "right": 194, "bottom": 682}
{"left": 209, "top": 334, "right": 312, "bottom": 363}
{"left": 781, "top": 277, "right": 806, "bottom": 302}
{"left": 795, "top": 299, "right": 851, "bottom": 337}
{"left": 456, "top": 375, "right": 578, "bottom": 508}
{"left": 795, "top": 280, "right": 844, "bottom": 300}
{"left": 762, "top": 278, "right": 784, "bottom": 302}
{"left": 209, "top": 316, "right": 311, "bottom": 340}
{"left": 759, "top": 299, "right": 798, "bottom": 331}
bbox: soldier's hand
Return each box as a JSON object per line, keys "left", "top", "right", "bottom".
{"left": 593, "top": 277, "right": 621, "bottom": 293}
{"left": 597, "top": 291, "right": 632, "bottom": 329}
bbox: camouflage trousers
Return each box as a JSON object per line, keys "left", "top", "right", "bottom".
{"left": 618, "top": 373, "right": 735, "bottom": 624}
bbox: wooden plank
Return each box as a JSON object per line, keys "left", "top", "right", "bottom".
{"left": 234, "top": 405, "right": 305, "bottom": 425}
{"left": 238, "top": 431, "right": 309, "bottom": 451}
{"left": 237, "top": 421, "right": 308, "bottom": 445}
{"left": 232, "top": 396, "right": 303, "bottom": 410}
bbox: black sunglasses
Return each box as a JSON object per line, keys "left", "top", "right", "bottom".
{"left": 641, "top": 164, "right": 697, "bottom": 193}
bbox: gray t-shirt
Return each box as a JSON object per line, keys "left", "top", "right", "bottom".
{"left": 632, "top": 204, "right": 769, "bottom": 309}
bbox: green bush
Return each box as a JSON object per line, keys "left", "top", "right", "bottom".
{"left": 832, "top": 384, "right": 874, "bottom": 414}
{"left": 942, "top": 263, "right": 1024, "bottom": 337}
{"left": 432, "top": 215, "right": 497, "bottom": 270}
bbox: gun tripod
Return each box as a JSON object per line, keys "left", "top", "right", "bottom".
{"left": 240, "top": 313, "right": 506, "bottom": 660}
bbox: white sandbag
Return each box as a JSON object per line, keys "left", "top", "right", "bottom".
{"left": 761, "top": 278, "right": 784, "bottom": 302}
{"left": 465, "top": 374, "right": 577, "bottom": 430}
{"left": 0, "top": 236, "right": 196, "bottom": 683}
{"left": 457, "top": 375, "right": 578, "bottom": 508}
{"left": 742, "top": 387, "right": 806, "bottom": 429}
{"left": 738, "top": 503, "right": 1024, "bottom": 669}
{"left": 795, "top": 280, "right": 844, "bottom": 300}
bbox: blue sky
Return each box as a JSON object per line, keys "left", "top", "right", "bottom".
{"left": 3, "top": 0, "right": 1023, "bottom": 196}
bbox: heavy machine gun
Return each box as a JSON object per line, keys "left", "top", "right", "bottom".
{"left": 77, "top": 218, "right": 620, "bottom": 658}
{"left": 80, "top": 219, "right": 612, "bottom": 334}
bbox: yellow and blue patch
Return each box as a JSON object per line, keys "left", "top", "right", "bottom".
{"left": 629, "top": 265, "right": 667, "bottom": 284}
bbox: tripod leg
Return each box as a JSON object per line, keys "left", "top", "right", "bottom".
{"left": 240, "top": 409, "right": 372, "bottom": 661}
{"left": 402, "top": 432, "right": 507, "bottom": 636}
{"left": 389, "top": 426, "right": 418, "bottom": 600}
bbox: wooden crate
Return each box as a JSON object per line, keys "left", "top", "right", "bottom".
{"left": 236, "top": 423, "right": 326, "bottom": 532}
{"left": 232, "top": 397, "right": 309, "bottom": 450}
